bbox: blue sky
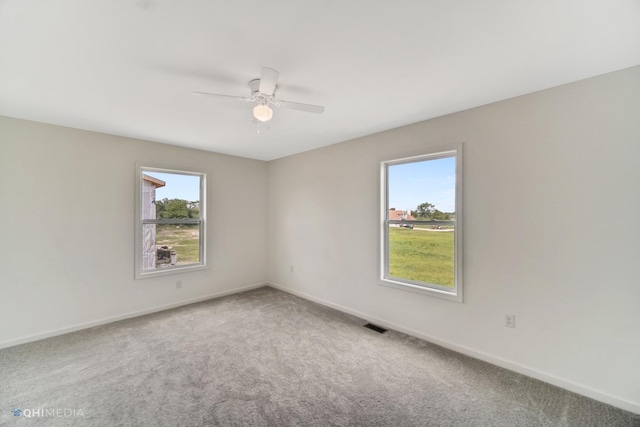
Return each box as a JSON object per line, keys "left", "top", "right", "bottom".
{"left": 144, "top": 158, "right": 454, "bottom": 210}
{"left": 145, "top": 171, "right": 201, "bottom": 201}
{"left": 388, "top": 156, "right": 456, "bottom": 213}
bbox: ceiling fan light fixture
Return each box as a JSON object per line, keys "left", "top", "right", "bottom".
{"left": 253, "top": 104, "right": 273, "bottom": 122}
{"left": 194, "top": 67, "right": 324, "bottom": 125}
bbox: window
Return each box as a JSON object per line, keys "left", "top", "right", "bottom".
{"left": 135, "top": 166, "right": 206, "bottom": 279}
{"left": 380, "top": 146, "right": 463, "bottom": 301}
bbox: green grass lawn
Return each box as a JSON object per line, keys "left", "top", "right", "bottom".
{"left": 156, "top": 224, "right": 200, "bottom": 265}
{"left": 388, "top": 227, "right": 454, "bottom": 288}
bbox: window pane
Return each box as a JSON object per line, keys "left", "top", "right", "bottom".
{"left": 139, "top": 168, "right": 204, "bottom": 276}
{"left": 387, "top": 156, "right": 456, "bottom": 288}
{"left": 143, "top": 172, "right": 201, "bottom": 219}
{"left": 388, "top": 227, "right": 455, "bottom": 287}
{"left": 155, "top": 224, "right": 201, "bottom": 267}
{"left": 141, "top": 224, "right": 201, "bottom": 271}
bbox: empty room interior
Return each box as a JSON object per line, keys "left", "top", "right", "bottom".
{"left": 1, "top": 1, "right": 640, "bottom": 426}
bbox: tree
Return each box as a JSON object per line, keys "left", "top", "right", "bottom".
{"left": 415, "top": 202, "right": 435, "bottom": 219}
{"left": 432, "top": 209, "right": 448, "bottom": 220}
{"left": 155, "top": 198, "right": 166, "bottom": 218}
{"left": 160, "top": 198, "right": 190, "bottom": 219}
{"left": 186, "top": 201, "right": 200, "bottom": 219}
{"left": 155, "top": 198, "right": 200, "bottom": 219}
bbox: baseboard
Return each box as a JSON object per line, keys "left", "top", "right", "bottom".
{"left": 267, "top": 282, "right": 640, "bottom": 415}
{"left": 0, "top": 282, "right": 267, "bottom": 350}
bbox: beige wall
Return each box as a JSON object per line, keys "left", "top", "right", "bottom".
{"left": 0, "top": 117, "right": 269, "bottom": 346}
{"left": 267, "top": 66, "right": 640, "bottom": 412}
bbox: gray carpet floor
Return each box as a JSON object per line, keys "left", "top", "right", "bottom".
{"left": 1, "top": 286, "right": 639, "bottom": 426}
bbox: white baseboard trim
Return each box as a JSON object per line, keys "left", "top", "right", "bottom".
{"left": 267, "top": 282, "right": 640, "bottom": 415}
{"left": 0, "top": 282, "right": 267, "bottom": 350}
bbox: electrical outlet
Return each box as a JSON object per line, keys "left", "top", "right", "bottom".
{"left": 290, "top": 265, "right": 294, "bottom": 273}
{"left": 505, "top": 314, "right": 516, "bottom": 328}
{"left": 176, "top": 280, "right": 183, "bottom": 289}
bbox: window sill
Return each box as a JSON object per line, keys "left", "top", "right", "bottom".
{"left": 379, "top": 278, "right": 463, "bottom": 303}
{"left": 135, "top": 264, "right": 208, "bottom": 280}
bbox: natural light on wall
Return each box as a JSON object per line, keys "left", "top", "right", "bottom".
{"left": 380, "top": 145, "right": 463, "bottom": 302}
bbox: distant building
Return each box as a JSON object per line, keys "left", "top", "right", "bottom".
{"left": 389, "top": 210, "right": 415, "bottom": 221}
{"left": 142, "top": 174, "right": 165, "bottom": 270}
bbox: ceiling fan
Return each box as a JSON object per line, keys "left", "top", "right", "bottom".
{"left": 193, "top": 67, "right": 325, "bottom": 123}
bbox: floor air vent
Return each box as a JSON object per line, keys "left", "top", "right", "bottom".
{"left": 364, "top": 323, "right": 388, "bottom": 334}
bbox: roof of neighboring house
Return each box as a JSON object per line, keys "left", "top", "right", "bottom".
{"left": 389, "top": 210, "right": 415, "bottom": 221}
{"left": 143, "top": 174, "right": 166, "bottom": 188}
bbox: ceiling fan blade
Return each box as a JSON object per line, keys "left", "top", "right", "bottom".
{"left": 276, "top": 100, "right": 325, "bottom": 114}
{"left": 192, "top": 91, "right": 254, "bottom": 102}
{"left": 259, "top": 67, "right": 279, "bottom": 95}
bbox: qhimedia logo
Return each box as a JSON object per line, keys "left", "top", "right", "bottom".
{"left": 11, "top": 408, "right": 85, "bottom": 418}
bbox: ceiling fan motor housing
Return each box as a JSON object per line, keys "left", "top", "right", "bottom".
{"left": 249, "top": 79, "right": 276, "bottom": 98}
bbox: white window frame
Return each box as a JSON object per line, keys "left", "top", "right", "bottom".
{"left": 134, "top": 164, "right": 207, "bottom": 279}
{"left": 379, "top": 145, "right": 463, "bottom": 302}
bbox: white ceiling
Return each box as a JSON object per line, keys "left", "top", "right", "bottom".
{"left": 1, "top": 1, "right": 639, "bottom": 161}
